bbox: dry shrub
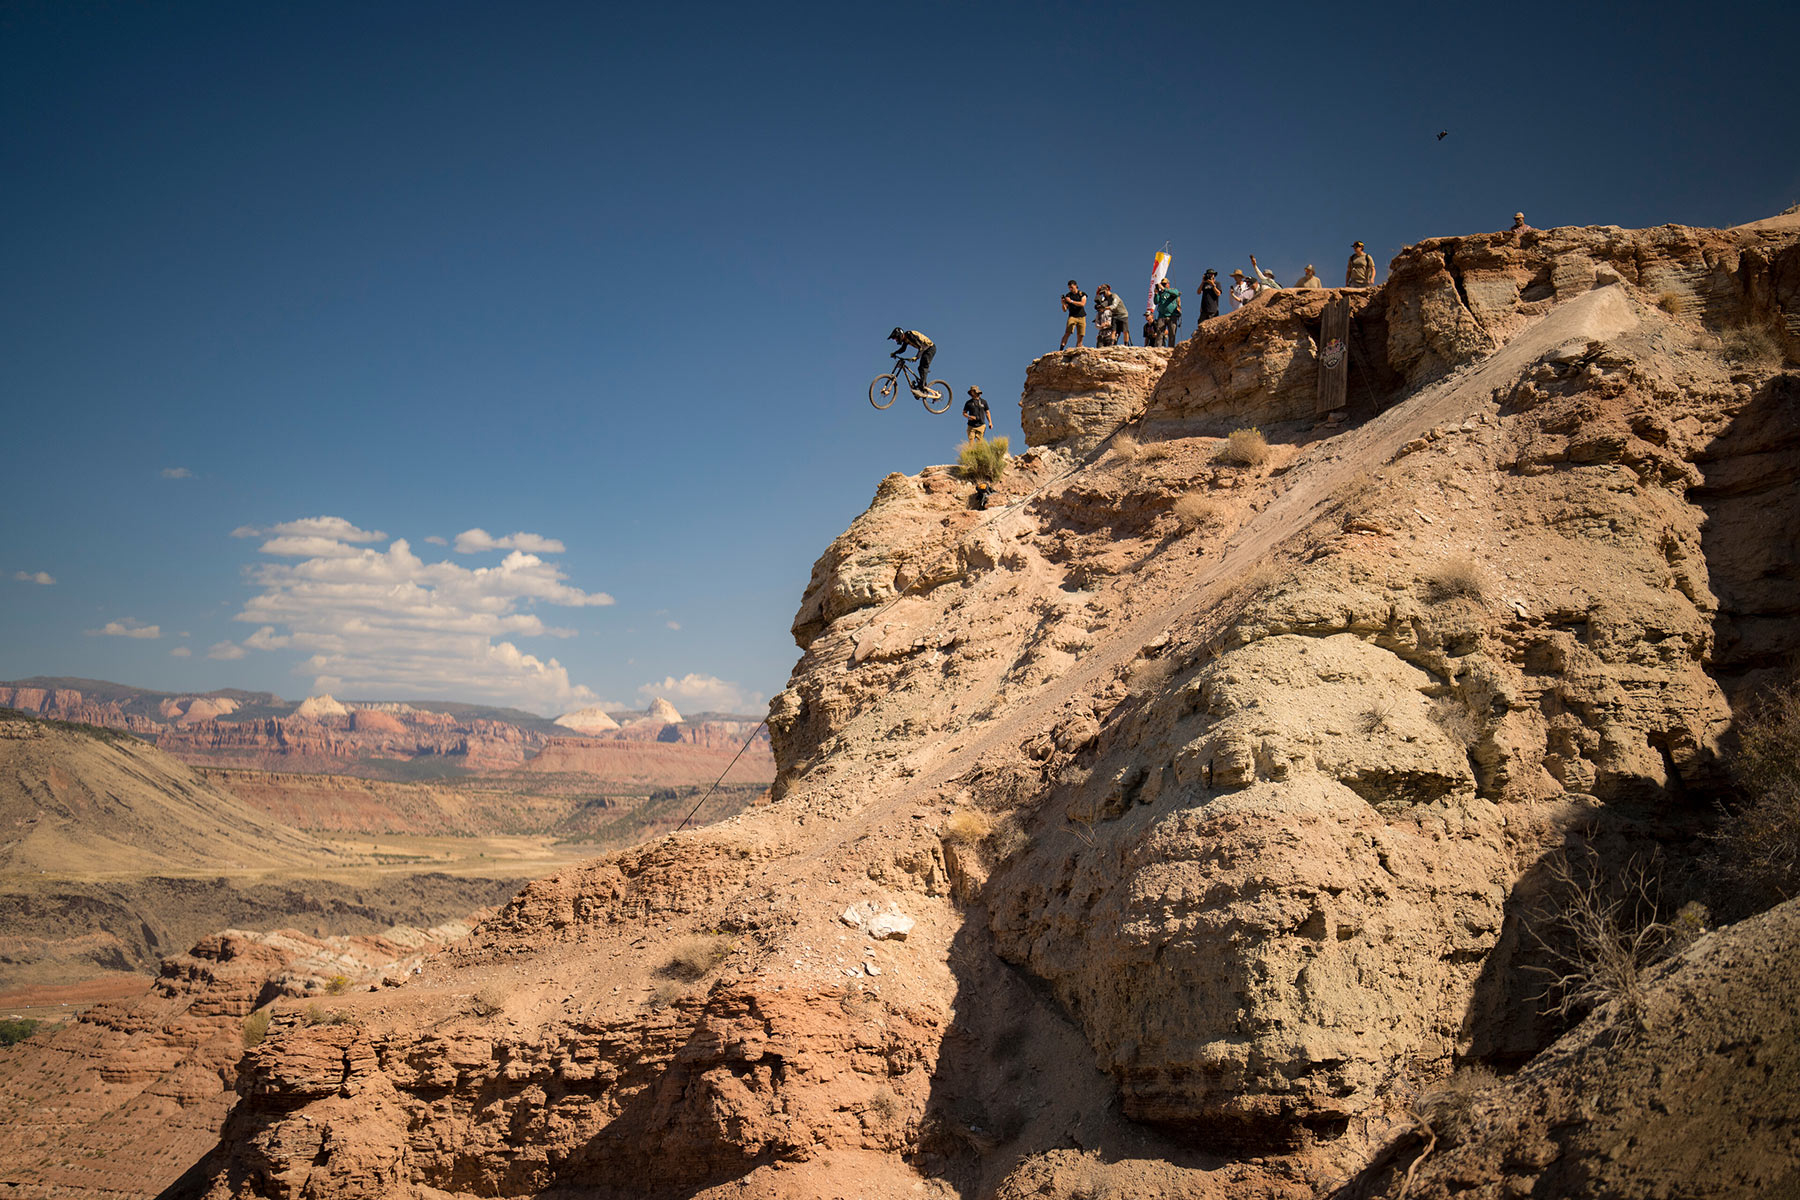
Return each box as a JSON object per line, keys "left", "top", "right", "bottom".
{"left": 942, "top": 809, "right": 993, "bottom": 845}
{"left": 989, "top": 814, "right": 1029, "bottom": 862}
{"left": 240, "top": 1009, "right": 271, "bottom": 1048}
{"left": 1655, "top": 291, "right": 1685, "bottom": 315}
{"left": 1173, "top": 493, "right": 1225, "bottom": 530}
{"left": 1425, "top": 556, "right": 1486, "bottom": 602}
{"left": 1215, "top": 426, "right": 1270, "bottom": 467}
{"left": 1528, "top": 850, "right": 1669, "bottom": 1031}
{"left": 1719, "top": 322, "right": 1784, "bottom": 366}
{"left": 1414, "top": 1065, "right": 1499, "bottom": 1148}
{"left": 303, "top": 1003, "right": 353, "bottom": 1027}
{"left": 958, "top": 436, "right": 1010, "bottom": 483}
{"left": 1139, "top": 440, "right": 1173, "bottom": 462}
{"left": 1361, "top": 695, "right": 1398, "bottom": 735}
{"left": 1708, "top": 677, "right": 1800, "bottom": 914}
{"left": 324, "top": 974, "right": 350, "bottom": 996}
{"left": 867, "top": 1085, "right": 903, "bottom": 1125}
{"left": 647, "top": 981, "right": 685, "bottom": 1010}
{"left": 663, "top": 934, "right": 732, "bottom": 981}
{"left": 470, "top": 984, "right": 507, "bottom": 1017}
{"left": 1110, "top": 432, "right": 1140, "bottom": 460}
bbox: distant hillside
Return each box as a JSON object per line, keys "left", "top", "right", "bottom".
{"left": 0, "top": 708, "right": 337, "bottom": 875}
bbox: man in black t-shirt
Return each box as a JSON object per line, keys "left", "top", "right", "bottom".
{"left": 1199, "top": 269, "right": 1222, "bottom": 322}
{"left": 963, "top": 386, "right": 992, "bottom": 444}
{"left": 1060, "top": 280, "right": 1088, "bottom": 349}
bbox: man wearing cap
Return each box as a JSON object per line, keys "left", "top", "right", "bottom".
{"left": 1510, "top": 212, "right": 1534, "bottom": 234}
{"left": 1229, "top": 269, "right": 1256, "bottom": 309}
{"left": 1199, "top": 269, "right": 1222, "bottom": 322}
{"left": 963, "top": 386, "right": 992, "bottom": 444}
{"left": 1345, "top": 241, "right": 1376, "bottom": 288}
{"left": 1153, "top": 278, "right": 1181, "bottom": 345}
{"left": 1095, "top": 284, "right": 1131, "bottom": 346}
{"left": 1248, "top": 255, "right": 1281, "bottom": 296}
{"left": 1060, "top": 280, "right": 1088, "bottom": 349}
{"left": 1294, "top": 265, "right": 1324, "bottom": 289}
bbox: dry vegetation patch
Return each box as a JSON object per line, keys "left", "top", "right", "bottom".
{"left": 1172, "top": 493, "right": 1225, "bottom": 530}
{"left": 662, "top": 934, "right": 733, "bottom": 981}
{"left": 1655, "top": 291, "right": 1685, "bottom": 316}
{"left": 1215, "top": 426, "right": 1271, "bottom": 467}
{"left": 1425, "top": 555, "right": 1487, "bottom": 602}
{"left": 958, "top": 436, "right": 1010, "bottom": 483}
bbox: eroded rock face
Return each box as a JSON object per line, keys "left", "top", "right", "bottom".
{"left": 1019, "top": 346, "right": 1171, "bottom": 452}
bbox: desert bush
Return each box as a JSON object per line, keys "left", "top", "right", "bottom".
{"left": 648, "top": 981, "right": 685, "bottom": 1010}
{"left": 1708, "top": 678, "right": 1800, "bottom": 913}
{"left": 989, "top": 815, "right": 1029, "bottom": 862}
{"left": 470, "top": 984, "right": 507, "bottom": 1017}
{"left": 867, "top": 1085, "right": 903, "bottom": 1125}
{"left": 941, "top": 810, "right": 993, "bottom": 845}
{"left": 1529, "top": 850, "right": 1669, "bottom": 1030}
{"left": 240, "top": 1009, "right": 271, "bottom": 1048}
{"left": 0, "top": 1017, "right": 42, "bottom": 1046}
{"left": 1414, "top": 1065, "right": 1499, "bottom": 1147}
{"left": 1139, "top": 440, "right": 1173, "bottom": 461}
{"left": 1215, "top": 426, "right": 1271, "bottom": 467}
{"left": 1424, "top": 556, "right": 1486, "bottom": 602}
{"left": 1719, "top": 322, "right": 1783, "bottom": 366}
{"left": 324, "top": 974, "right": 350, "bottom": 996}
{"left": 1361, "top": 695, "right": 1398, "bottom": 735}
{"left": 663, "top": 934, "right": 733, "bottom": 981}
{"left": 1110, "top": 432, "right": 1140, "bottom": 460}
{"left": 1172, "top": 493, "right": 1225, "bottom": 530}
{"left": 1655, "top": 291, "right": 1685, "bottom": 315}
{"left": 958, "top": 436, "right": 1010, "bottom": 483}
{"left": 303, "top": 1003, "right": 353, "bottom": 1027}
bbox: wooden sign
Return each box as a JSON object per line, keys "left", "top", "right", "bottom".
{"left": 1317, "top": 295, "right": 1350, "bottom": 415}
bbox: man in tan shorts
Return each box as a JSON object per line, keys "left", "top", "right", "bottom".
{"left": 1060, "top": 280, "right": 1088, "bottom": 349}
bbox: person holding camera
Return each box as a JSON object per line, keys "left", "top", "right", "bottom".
{"left": 1060, "top": 280, "right": 1088, "bottom": 349}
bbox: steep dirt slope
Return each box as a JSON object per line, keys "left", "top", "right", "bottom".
{"left": 0, "top": 713, "right": 336, "bottom": 875}
{"left": 165, "top": 217, "right": 1798, "bottom": 1200}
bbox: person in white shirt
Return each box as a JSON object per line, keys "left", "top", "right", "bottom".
{"left": 1229, "top": 269, "right": 1256, "bottom": 309}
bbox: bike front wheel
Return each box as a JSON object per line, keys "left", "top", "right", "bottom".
{"left": 869, "top": 373, "right": 899, "bottom": 410}
{"left": 921, "top": 379, "right": 953, "bottom": 414}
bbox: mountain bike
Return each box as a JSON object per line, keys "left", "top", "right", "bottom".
{"left": 870, "top": 355, "right": 952, "bottom": 413}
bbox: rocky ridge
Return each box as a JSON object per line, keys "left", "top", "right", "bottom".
{"left": 165, "top": 216, "right": 1798, "bottom": 1199}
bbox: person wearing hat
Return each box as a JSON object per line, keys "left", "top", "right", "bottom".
{"left": 1153, "top": 277, "right": 1181, "bottom": 345}
{"left": 1294, "top": 264, "right": 1323, "bottom": 289}
{"left": 1248, "top": 255, "right": 1281, "bottom": 296}
{"left": 1510, "top": 212, "right": 1534, "bottom": 233}
{"left": 963, "top": 386, "right": 992, "bottom": 444}
{"left": 1345, "top": 241, "right": 1376, "bottom": 287}
{"left": 1229, "top": 268, "right": 1256, "bottom": 309}
{"left": 1094, "top": 284, "right": 1131, "bottom": 346}
{"left": 1199, "top": 269, "right": 1222, "bottom": 322}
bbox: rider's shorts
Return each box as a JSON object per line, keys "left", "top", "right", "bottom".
{"left": 1065, "top": 316, "right": 1086, "bottom": 336}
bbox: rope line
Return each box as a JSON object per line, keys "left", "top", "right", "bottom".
{"left": 673, "top": 716, "right": 770, "bottom": 834}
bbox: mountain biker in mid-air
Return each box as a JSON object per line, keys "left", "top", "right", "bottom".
{"left": 887, "top": 328, "right": 937, "bottom": 396}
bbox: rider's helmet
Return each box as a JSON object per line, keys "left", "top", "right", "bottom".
{"left": 888, "top": 327, "right": 904, "bottom": 341}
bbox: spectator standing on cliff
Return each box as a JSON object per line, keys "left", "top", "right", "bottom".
{"left": 1294, "top": 264, "right": 1323, "bottom": 289}
{"left": 1153, "top": 279, "right": 1181, "bottom": 345}
{"left": 1199, "top": 269, "right": 1222, "bottom": 322}
{"left": 963, "top": 386, "right": 992, "bottom": 444}
{"left": 1101, "top": 285, "right": 1131, "bottom": 345}
{"left": 1510, "top": 212, "right": 1534, "bottom": 233}
{"left": 1229, "top": 269, "right": 1255, "bottom": 309}
{"left": 1345, "top": 241, "right": 1376, "bottom": 287}
{"left": 1248, "top": 255, "right": 1281, "bottom": 296}
{"left": 1060, "top": 280, "right": 1088, "bottom": 349}
{"left": 887, "top": 328, "right": 936, "bottom": 395}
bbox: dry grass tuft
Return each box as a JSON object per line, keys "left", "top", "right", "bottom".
{"left": 663, "top": 934, "right": 733, "bottom": 981}
{"left": 324, "top": 974, "right": 350, "bottom": 996}
{"left": 1655, "top": 291, "right": 1685, "bottom": 316}
{"left": 1173, "top": 493, "right": 1226, "bottom": 530}
{"left": 241, "top": 1009, "right": 271, "bottom": 1048}
{"left": 1215, "top": 427, "right": 1271, "bottom": 467}
{"left": 1719, "top": 322, "right": 1784, "bottom": 367}
{"left": 1110, "top": 432, "right": 1140, "bottom": 460}
{"left": 1425, "top": 556, "right": 1486, "bottom": 602}
{"left": 648, "top": 981, "right": 686, "bottom": 1010}
{"left": 867, "top": 1086, "right": 903, "bottom": 1125}
{"left": 1139, "top": 440, "right": 1173, "bottom": 461}
{"left": 958, "top": 436, "right": 1010, "bottom": 483}
{"left": 989, "top": 814, "right": 1030, "bottom": 862}
{"left": 942, "top": 810, "right": 993, "bottom": 845}
{"left": 470, "top": 984, "right": 507, "bottom": 1017}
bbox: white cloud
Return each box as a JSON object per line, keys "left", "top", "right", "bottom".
{"left": 425, "top": 535, "right": 448, "bottom": 546}
{"left": 208, "top": 641, "right": 248, "bottom": 660}
{"left": 665, "top": 620, "right": 682, "bottom": 631}
{"left": 637, "top": 673, "right": 764, "bottom": 714}
{"left": 232, "top": 516, "right": 386, "bottom": 542}
{"left": 454, "top": 528, "right": 567, "bottom": 555}
{"left": 229, "top": 520, "right": 613, "bottom": 714}
{"left": 89, "top": 618, "right": 160, "bottom": 639}
{"left": 161, "top": 467, "right": 194, "bottom": 479}
{"left": 170, "top": 646, "right": 192, "bottom": 658}
{"left": 12, "top": 570, "right": 55, "bottom": 585}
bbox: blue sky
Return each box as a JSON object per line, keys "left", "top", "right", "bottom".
{"left": 3, "top": 0, "right": 1796, "bottom": 716}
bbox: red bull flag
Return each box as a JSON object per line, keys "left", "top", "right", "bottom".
{"left": 1147, "top": 243, "right": 1172, "bottom": 316}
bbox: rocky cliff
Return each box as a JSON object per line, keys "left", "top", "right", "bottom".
{"left": 164, "top": 215, "right": 1799, "bottom": 1200}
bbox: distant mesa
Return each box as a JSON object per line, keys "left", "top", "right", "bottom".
{"left": 294, "top": 694, "right": 349, "bottom": 719}
{"left": 348, "top": 708, "right": 407, "bottom": 735}
{"left": 157, "top": 695, "right": 239, "bottom": 724}
{"left": 554, "top": 705, "right": 622, "bottom": 734}
{"left": 645, "top": 697, "right": 683, "bottom": 724}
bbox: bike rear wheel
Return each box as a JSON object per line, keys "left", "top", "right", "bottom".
{"left": 920, "top": 379, "right": 953, "bottom": 414}
{"left": 869, "top": 373, "right": 899, "bottom": 410}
